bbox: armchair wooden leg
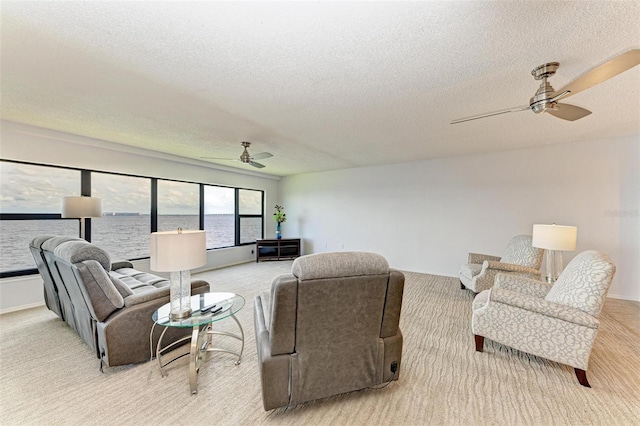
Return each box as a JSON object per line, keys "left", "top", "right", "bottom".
{"left": 474, "top": 335, "right": 484, "bottom": 352}
{"left": 575, "top": 368, "right": 591, "bottom": 388}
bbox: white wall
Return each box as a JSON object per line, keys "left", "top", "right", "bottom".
{"left": 0, "top": 121, "right": 280, "bottom": 312}
{"left": 280, "top": 136, "right": 640, "bottom": 301}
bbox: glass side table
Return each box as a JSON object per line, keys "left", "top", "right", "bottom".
{"left": 150, "top": 292, "right": 245, "bottom": 394}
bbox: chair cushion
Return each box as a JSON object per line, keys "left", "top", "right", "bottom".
{"left": 76, "top": 260, "right": 124, "bottom": 322}
{"left": 460, "top": 263, "right": 482, "bottom": 281}
{"left": 109, "top": 275, "right": 135, "bottom": 298}
{"left": 110, "top": 268, "right": 168, "bottom": 288}
{"left": 545, "top": 251, "right": 616, "bottom": 317}
{"left": 500, "top": 235, "right": 543, "bottom": 268}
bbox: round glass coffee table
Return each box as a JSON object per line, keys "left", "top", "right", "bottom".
{"left": 150, "top": 292, "right": 245, "bottom": 394}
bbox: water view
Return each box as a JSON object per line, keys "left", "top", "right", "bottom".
{"left": 1, "top": 214, "right": 261, "bottom": 273}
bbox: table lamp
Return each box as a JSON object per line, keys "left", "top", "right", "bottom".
{"left": 532, "top": 224, "right": 577, "bottom": 283}
{"left": 150, "top": 229, "right": 206, "bottom": 320}
{"left": 61, "top": 196, "right": 102, "bottom": 240}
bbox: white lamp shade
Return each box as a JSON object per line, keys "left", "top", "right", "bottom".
{"left": 150, "top": 230, "right": 207, "bottom": 272}
{"left": 532, "top": 224, "right": 577, "bottom": 251}
{"left": 61, "top": 196, "right": 102, "bottom": 218}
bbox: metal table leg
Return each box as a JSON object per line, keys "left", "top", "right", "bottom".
{"left": 203, "top": 313, "right": 245, "bottom": 365}
{"left": 152, "top": 312, "right": 245, "bottom": 395}
{"left": 153, "top": 326, "right": 192, "bottom": 378}
{"left": 189, "top": 325, "right": 202, "bottom": 394}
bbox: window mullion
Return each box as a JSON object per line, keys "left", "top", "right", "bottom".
{"left": 151, "top": 178, "right": 158, "bottom": 233}
{"left": 199, "top": 184, "right": 205, "bottom": 231}
{"left": 234, "top": 188, "right": 240, "bottom": 246}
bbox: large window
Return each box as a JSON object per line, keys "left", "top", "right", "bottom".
{"left": 204, "top": 186, "right": 235, "bottom": 249}
{"left": 92, "top": 173, "right": 151, "bottom": 260}
{"left": 157, "top": 180, "right": 199, "bottom": 232}
{"left": 238, "top": 189, "right": 263, "bottom": 244}
{"left": 0, "top": 162, "right": 80, "bottom": 274}
{"left": 0, "top": 160, "right": 265, "bottom": 277}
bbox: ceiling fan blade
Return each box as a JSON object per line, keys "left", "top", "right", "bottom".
{"left": 548, "top": 90, "right": 571, "bottom": 103}
{"left": 249, "top": 161, "right": 265, "bottom": 168}
{"left": 552, "top": 49, "right": 640, "bottom": 100}
{"left": 251, "top": 152, "right": 273, "bottom": 160}
{"left": 546, "top": 103, "right": 592, "bottom": 121}
{"left": 451, "top": 105, "right": 530, "bottom": 124}
{"left": 200, "top": 157, "right": 238, "bottom": 161}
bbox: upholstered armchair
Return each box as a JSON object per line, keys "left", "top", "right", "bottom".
{"left": 459, "top": 235, "right": 543, "bottom": 293}
{"left": 472, "top": 250, "right": 616, "bottom": 387}
{"left": 254, "top": 252, "right": 404, "bottom": 410}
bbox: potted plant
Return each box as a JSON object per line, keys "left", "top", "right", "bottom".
{"left": 273, "top": 205, "right": 286, "bottom": 239}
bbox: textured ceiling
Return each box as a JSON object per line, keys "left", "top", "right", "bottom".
{"left": 1, "top": 1, "right": 639, "bottom": 177}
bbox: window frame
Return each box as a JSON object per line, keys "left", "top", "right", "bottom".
{"left": 0, "top": 159, "right": 265, "bottom": 278}
{"left": 203, "top": 184, "right": 237, "bottom": 250}
{"left": 235, "top": 188, "right": 265, "bottom": 245}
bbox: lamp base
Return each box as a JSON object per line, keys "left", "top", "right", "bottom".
{"left": 170, "top": 309, "right": 192, "bottom": 320}
{"left": 544, "top": 249, "right": 564, "bottom": 284}
{"left": 169, "top": 270, "right": 192, "bottom": 320}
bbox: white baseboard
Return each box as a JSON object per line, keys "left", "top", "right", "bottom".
{"left": 0, "top": 301, "right": 46, "bottom": 315}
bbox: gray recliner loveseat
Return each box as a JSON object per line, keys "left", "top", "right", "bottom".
{"left": 30, "top": 235, "right": 210, "bottom": 368}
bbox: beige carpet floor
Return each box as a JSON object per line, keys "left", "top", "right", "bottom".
{"left": 1, "top": 261, "right": 639, "bottom": 425}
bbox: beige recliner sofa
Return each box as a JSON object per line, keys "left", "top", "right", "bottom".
{"left": 254, "top": 251, "right": 404, "bottom": 410}
{"left": 30, "top": 235, "right": 210, "bottom": 368}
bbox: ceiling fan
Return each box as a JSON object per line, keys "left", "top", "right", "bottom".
{"left": 451, "top": 49, "right": 640, "bottom": 124}
{"left": 202, "top": 141, "right": 273, "bottom": 168}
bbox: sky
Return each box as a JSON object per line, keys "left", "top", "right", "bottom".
{"left": 0, "top": 161, "right": 79, "bottom": 213}
{"left": 0, "top": 161, "right": 261, "bottom": 215}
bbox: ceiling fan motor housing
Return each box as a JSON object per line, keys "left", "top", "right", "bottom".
{"left": 529, "top": 62, "right": 560, "bottom": 113}
{"left": 240, "top": 141, "right": 251, "bottom": 163}
{"left": 529, "top": 81, "right": 558, "bottom": 113}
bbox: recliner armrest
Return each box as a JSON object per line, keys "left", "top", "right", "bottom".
{"left": 381, "top": 269, "right": 404, "bottom": 338}
{"left": 122, "top": 279, "right": 209, "bottom": 307}
{"left": 268, "top": 275, "right": 298, "bottom": 355}
{"left": 494, "top": 273, "right": 552, "bottom": 298}
{"left": 254, "top": 295, "right": 291, "bottom": 411}
{"left": 468, "top": 252, "right": 501, "bottom": 264}
{"left": 488, "top": 288, "right": 599, "bottom": 329}
{"left": 124, "top": 286, "right": 170, "bottom": 307}
{"left": 111, "top": 260, "right": 134, "bottom": 270}
{"left": 483, "top": 260, "right": 540, "bottom": 276}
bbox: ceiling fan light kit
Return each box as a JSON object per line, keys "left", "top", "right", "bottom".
{"left": 451, "top": 49, "right": 640, "bottom": 124}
